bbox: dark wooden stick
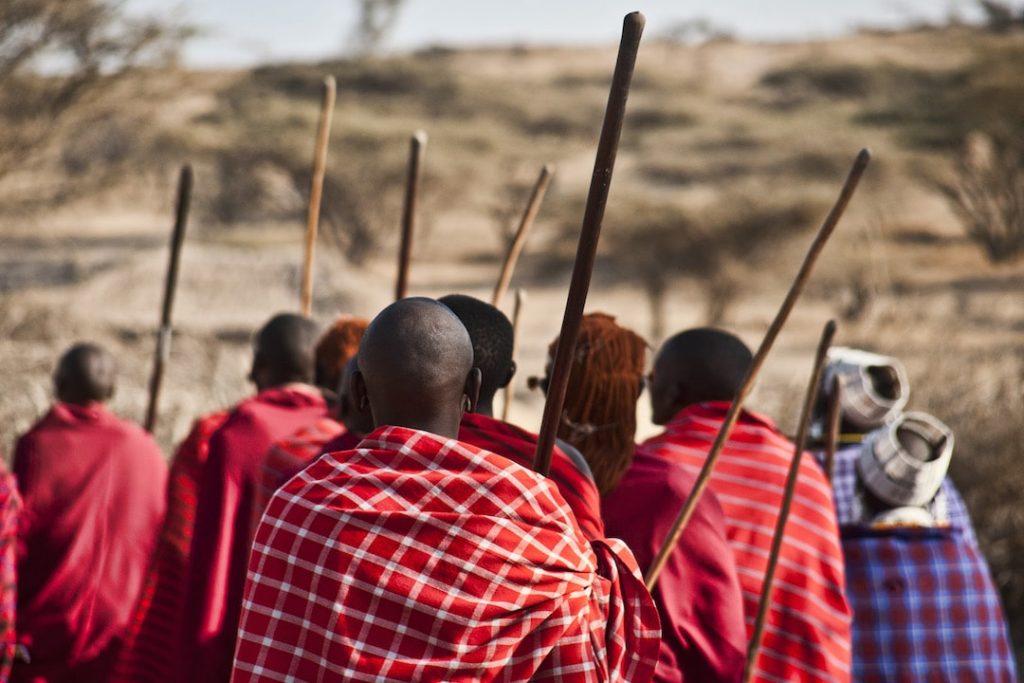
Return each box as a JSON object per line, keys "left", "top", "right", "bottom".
{"left": 744, "top": 320, "right": 837, "bottom": 682}
{"left": 492, "top": 164, "right": 554, "bottom": 307}
{"left": 824, "top": 375, "right": 842, "bottom": 482}
{"left": 533, "top": 12, "right": 645, "bottom": 477}
{"left": 300, "top": 75, "right": 337, "bottom": 316}
{"left": 395, "top": 130, "right": 427, "bottom": 301}
{"left": 502, "top": 288, "right": 526, "bottom": 422}
{"left": 144, "top": 164, "right": 193, "bottom": 433}
{"left": 644, "top": 148, "right": 871, "bottom": 589}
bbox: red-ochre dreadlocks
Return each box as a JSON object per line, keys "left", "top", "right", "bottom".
{"left": 315, "top": 315, "right": 370, "bottom": 390}
{"left": 548, "top": 312, "right": 648, "bottom": 496}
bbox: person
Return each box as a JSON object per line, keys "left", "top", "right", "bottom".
{"left": 253, "top": 316, "right": 369, "bottom": 525}
{"left": 111, "top": 409, "right": 228, "bottom": 683}
{"left": 544, "top": 313, "right": 747, "bottom": 682}
{"left": 813, "top": 347, "right": 978, "bottom": 545}
{"left": 840, "top": 413, "right": 1016, "bottom": 681}
{"left": 643, "top": 328, "right": 851, "bottom": 683}
{"left": 180, "top": 314, "right": 328, "bottom": 683}
{"left": 318, "top": 356, "right": 374, "bottom": 454}
{"left": 439, "top": 294, "right": 604, "bottom": 540}
{"left": 0, "top": 456, "right": 20, "bottom": 683}
{"left": 232, "top": 298, "right": 661, "bottom": 682}
{"left": 12, "top": 343, "right": 167, "bottom": 682}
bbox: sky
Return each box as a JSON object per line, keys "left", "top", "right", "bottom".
{"left": 127, "top": 0, "right": 986, "bottom": 69}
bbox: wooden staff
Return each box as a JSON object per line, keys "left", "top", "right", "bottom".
{"left": 300, "top": 75, "right": 337, "bottom": 316}
{"left": 644, "top": 147, "right": 871, "bottom": 589}
{"left": 395, "top": 130, "right": 428, "bottom": 301}
{"left": 744, "top": 319, "right": 837, "bottom": 682}
{"left": 144, "top": 164, "right": 193, "bottom": 433}
{"left": 502, "top": 288, "right": 526, "bottom": 422}
{"left": 491, "top": 164, "right": 555, "bottom": 307}
{"left": 824, "top": 375, "right": 842, "bottom": 482}
{"left": 533, "top": 12, "right": 645, "bottom": 477}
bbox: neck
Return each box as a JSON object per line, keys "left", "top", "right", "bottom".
{"left": 474, "top": 397, "right": 495, "bottom": 418}
{"left": 372, "top": 410, "right": 464, "bottom": 440}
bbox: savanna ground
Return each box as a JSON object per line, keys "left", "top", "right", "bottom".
{"left": 1, "top": 22, "right": 1022, "bottom": 666}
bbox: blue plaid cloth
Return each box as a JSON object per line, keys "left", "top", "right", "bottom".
{"left": 842, "top": 526, "right": 1017, "bottom": 682}
{"left": 820, "top": 444, "right": 979, "bottom": 548}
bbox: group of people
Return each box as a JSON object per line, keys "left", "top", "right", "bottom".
{"left": 0, "top": 294, "right": 1017, "bottom": 682}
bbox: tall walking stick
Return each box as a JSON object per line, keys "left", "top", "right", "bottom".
{"left": 502, "top": 288, "right": 526, "bottom": 422}
{"left": 645, "top": 148, "right": 871, "bottom": 589}
{"left": 744, "top": 320, "right": 837, "bottom": 682}
{"left": 395, "top": 130, "right": 428, "bottom": 300}
{"left": 144, "top": 164, "right": 193, "bottom": 433}
{"left": 824, "top": 375, "right": 843, "bottom": 482}
{"left": 300, "top": 75, "right": 337, "bottom": 316}
{"left": 492, "top": 164, "right": 555, "bottom": 307}
{"left": 534, "top": 12, "right": 645, "bottom": 477}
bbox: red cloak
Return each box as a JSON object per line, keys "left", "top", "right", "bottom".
{"left": 13, "top": 402, "right": 167, "bottom": 683}
{"left": 179, "top": 386, "right": 327, "bottom": 683}
{"left": 458, "top": 411, "right": 605, "bottom": 540}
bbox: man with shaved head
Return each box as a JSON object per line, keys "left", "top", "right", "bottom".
{"left": 642, "top": 328, "right": 851, "bottom": 683}
{"left": 232, "top": 298, "right": 660, "bottom": 682}
{"left": 179, "top": 314, "right": 328, "bottom": 683}
{"left": 12, "top": 342, "right": 167, "bottom": 682}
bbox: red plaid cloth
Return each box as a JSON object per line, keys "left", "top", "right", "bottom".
{"left": 252, "top": 417, "right": 344, "bottom": 533}
{"left": 233, "top": 426, "right": 660, "bottom": 682}
{"left": 0, "top": 464, "right": 20, "bottom": 683}
{"left": 640, "top": 403, "right": 851, "bottom": 683}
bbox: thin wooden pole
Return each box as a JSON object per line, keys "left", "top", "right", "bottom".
{"left": 395, "top": 130, "right": 427, "bottom": 301}
{"left": 534, "top": 12, "right": 645, "bottom": 477}
{"left": 644, "top": 148, "right": 871, "bottom": 589}
{"left": 492, "top": 164, "right": 555, "bottom": 307}
{"left": 300, "top": 75, "right": 337, "bottom": 316}
{"left": 744, "top": 320, "right": 837, "bottom": 682}
{"left": 824, "top": 375, "right": 843, "bottom": 482}
{"left": 144, "top": 164, "right": 193, "bottom": 433}
{"left": 502, "top": 288, "right": 526, "bottom": 422}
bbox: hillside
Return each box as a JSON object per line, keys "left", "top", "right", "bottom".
{"left": 1, "top": 24, "right": 1023, "bottom": 658}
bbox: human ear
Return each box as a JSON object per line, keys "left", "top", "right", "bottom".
{"left": 464, "top": 368, "right": 482, "bottom": 413}
{"left": 353, "top": 370, "right": 373, "bottom": 421}
{"left": 501, "top": 361, "right": 517, "bottom": 389}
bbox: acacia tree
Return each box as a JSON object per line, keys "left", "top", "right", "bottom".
{"left": 351, "top": 0, "right": 405, "bottom": 55}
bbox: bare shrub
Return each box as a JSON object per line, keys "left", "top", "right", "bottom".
{"left": 937, "top": 132, "right": 1024, "bottom": 263}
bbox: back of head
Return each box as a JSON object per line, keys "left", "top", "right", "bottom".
{"left": 251, "top": 313, "right": 319, "bottom": 391}
{"left": 438, "top": 294, "right": 514, "bottom": 405}
{"left": 650, "top": 328, "right": 752, "bottom": 425}
{"left": 54, "top": 342, "right": 116, "bottom": 405}
{"left": 357, "top": 298, "right": 478, "bottom": 438}
{"left": 549, "top": 313, "right": 647, "bottom": 496}
{"left": 314, "top": 315, "right": 370, "bottom": 391}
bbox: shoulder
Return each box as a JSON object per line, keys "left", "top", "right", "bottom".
{"left": 553, "top": 438, "right": 594, "bottom": 480}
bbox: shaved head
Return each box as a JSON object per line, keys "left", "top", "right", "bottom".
{"left": 250, "top": 313, "right": 319, "bottom": 391}
{"left": 54, "top": 343, "right": 116, "bottom": 405}
{"left": 650, "top": 327, "right": 752, "bottom": 425}
{"left": 355, "top": 298, "right": 480, "bottom": 438}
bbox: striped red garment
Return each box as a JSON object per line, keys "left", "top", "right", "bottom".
{"left": 252, "top": 417, "right": 344, "bottom": 533}
{"left": 112, "top": 410, "right": 228, "bottom": 683}
{"left": 639, "top": 402, "right": 852, "bottom": 683}
{"left": 233, "top": 426, "right": 661, "bottom": 682}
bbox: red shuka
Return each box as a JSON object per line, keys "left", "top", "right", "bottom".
{"left": 603, "top": 448, "right": 747, "bottom": 682}
{"left": 233, "top": 426, "right": 661, "bottom": 682}
{"left": 13, "top": 402, "right": 167, "bottom": 683}
{"left": 639, "top": 403, "right": 852, "bottom": 683}
{"left": 458, "top": 411, "right": 605, "bottom": 540}
{"left": 112, "top": 410, "right": 229, "bottom": 683}
{"left": 252, "top": 417, "right": 343, "bottom": 532}
{"left": 179, "top": 386, "right": 327, "bottom": 683}
{"left": 0, "top": 460, "right": 21, "bottom": 683}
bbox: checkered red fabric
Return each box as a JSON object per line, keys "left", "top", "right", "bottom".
{"left": 843, "top": 526, "right": 1017, "bottom": 682}
{"left": 640, "top": 402, "right": 852, "bottom": 683}
{"left": 233, "top": 426, "right": 660, "bottom": 682}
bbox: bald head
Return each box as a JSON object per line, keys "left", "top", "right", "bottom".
{"left": 250, "top": 313, "right": 319, "bottom": 391}
{"left": 650, "top": 328, "right": 752, "bottom": 425}
{"left": 355, "top": 298, "right": 480, "bottom": 438}
{"left": 54, "top": 343, "right": 116, "bottom": 406}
